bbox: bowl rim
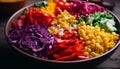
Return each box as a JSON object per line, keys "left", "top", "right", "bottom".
{"left": 5, "top": 1, "right": 120, "bottom": 63}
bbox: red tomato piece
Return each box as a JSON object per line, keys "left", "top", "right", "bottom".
{"left": 55, "top": 0, "right": 71, "bottom": 11}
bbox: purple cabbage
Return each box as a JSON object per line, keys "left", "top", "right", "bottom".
{"left": 8, "top": 24, "right": 54, "bottom": 58}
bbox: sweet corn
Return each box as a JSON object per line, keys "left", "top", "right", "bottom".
{"left": 48, "top": 10, "right": 77, "bottom": 35}
{"left": 90, "top": 52, "right": 99, "bottom": 57}
{"left": 52, "top": 10, "right": 77, "bottom": 28}
{"left": 78, "top": 22, "right": 119, "bottom": 58}
{"left": 48, "top": 26, "right": 58, "bottom": 35}
{"left": 83, "top": 52, "right": 89, "bottom": 56}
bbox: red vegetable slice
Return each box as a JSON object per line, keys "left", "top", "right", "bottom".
{"left": 54, "top": 0, "right": 71, "bottom": 16}
{"left": 56, "top": 53, "right": 76, "bottom": 61}
{"left": 55, "top": 7, "right": 62, "bottom": 16}
{"left": 48, "top": 29, "right": 87, "bottom": 61}
{"left": 24, "top": 7, "right": 54, "bottom": 27}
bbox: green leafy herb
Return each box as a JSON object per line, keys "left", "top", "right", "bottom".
{"left": 34, "top": 1, "right": 47, "bottom": 8}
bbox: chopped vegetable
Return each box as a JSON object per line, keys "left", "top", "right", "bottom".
{"left": 25, "top": 7, "right": 54, "bottom": 27}
{"left": 41, "top": 0, "right": 56, "bottom": 17}
{"left": 7, "top": 0, "right": 119, "bottom": 61}
{"left": 86, "top": 12, "right": 117, "bottom": 32}
{"left": 34, "top": 1, "right": 47, "bottom": 8}
{"left": 68, "top": 1, "right": 106, "bottom": 18}
{"left": 77, "top": 22, "right": 119, "bottom": 58}
{"left": 55, "top": 0, "right": 71, "bottom": 11}
{"left": 8, "top": 24, "right": 54, "bottom": 58}
{"left": 22, "top": 8, "right": 28, "bottom": 15}
{"left": 48, "top": 29, "right": 88, "bottom": 60}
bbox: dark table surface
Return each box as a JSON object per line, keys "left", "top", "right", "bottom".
{"left": 0, "top": 0, "right": 120, "bottom": 69}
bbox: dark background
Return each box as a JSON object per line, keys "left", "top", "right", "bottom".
{"left": 0, "top": 0, "right": 120, "bottom": 68}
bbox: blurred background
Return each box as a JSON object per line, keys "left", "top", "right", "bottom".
{"left": 0, "top": 0, "right": 120, "bottom": 68}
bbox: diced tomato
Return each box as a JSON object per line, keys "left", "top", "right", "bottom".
{"left": 55, "top": 0, "right": 71, "bottom": 11}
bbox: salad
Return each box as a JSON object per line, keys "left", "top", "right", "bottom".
{"left": 8, "top": 0, "right": 119, "bottom": 61}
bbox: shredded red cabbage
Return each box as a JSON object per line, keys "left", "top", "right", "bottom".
{"left": 68, "top": 1, "right": 107, "bottom": 18}
{"left": 8, "top": 24, "right": 54, "bottom": 58}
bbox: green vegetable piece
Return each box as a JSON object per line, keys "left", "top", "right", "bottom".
{"left": 106, "top": 21, "right": 117, "bottom": 32}
{"left": 106, "top": 19, "right": 117, "bottom": 32}
{"left": 99, "top": 22, "right": 107, "bottom": 29}
{"left": 86, "top": 16, "right": 94, "bottom": 25}
{"left": 78, "top": 15, "right": 85, "bottom": 22}
{"left": 34, "top": 1, "right": 47, "bottom": 8}
{"left": 105, "top": 13, "right": 113, "bottom": 19}
{"left": 22, "top": 8, "right": 28, "bottom": 15}
{"left": 94, "top": 13, "right": 101, "bottom": 22}
{"left": 42, "top": 1, "right": 48, "bottom": 6}
{"left": 71, "top": 23, "right": 77, "bottom": 28}
{"left": 100, "top": 12, "right": 105, "bottom": 17}
{"left": 34, "top": 2, "right": 43, "bottom": 8}
{"left": 75, "top": 15, "right": 85, "bottom": 25}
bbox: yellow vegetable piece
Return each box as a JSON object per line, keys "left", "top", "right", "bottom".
{"left": 78, "top": 22, "right": 119, "bottom": 58}
{"left": 41, "top": 0, "right": 56, "bottom": 17}
{"left": 48, "top": 10, "right": 77, "bottom": 35}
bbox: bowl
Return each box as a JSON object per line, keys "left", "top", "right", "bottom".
{"left": 0, "top": 0, "right": 26, "bottom": 14}
{"left": 5, "top": 1, "right": 120, "bottom": 67}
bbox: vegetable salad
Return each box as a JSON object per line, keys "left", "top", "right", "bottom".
{"left": 8, "top": 0, "right": 119, "bottom": 61}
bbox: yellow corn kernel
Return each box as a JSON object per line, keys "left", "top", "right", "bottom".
{"left": 78, "top": 22, "right": 119, "bottom": 58}
{"left": 85, "top": 41, "right": 92, "bottom": 45}
{"left": 96, "top": 36, "right": 101, "bottom": 39}
{"left": 48, "top": 27, "right": 58, "bottom": 35}
{"left": 91, "top": 52, "right": 99, "bottom": 57}
{"left": 83, "top": 52, "right": 89, "bottom": 56}
{"left": 95, "top": 43, "right": 104, "bottom": 52}
{"left": 90, "top": 52, "right": 96, "bottom": 57}
{"left": 51, "top": 10, "right": 77, "bottom": 29}
{"left": 87, "top": 48, "right": 92, "bottom": 52}
{"left": 91, "top": 39, "right": 96, "bottom": 44}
